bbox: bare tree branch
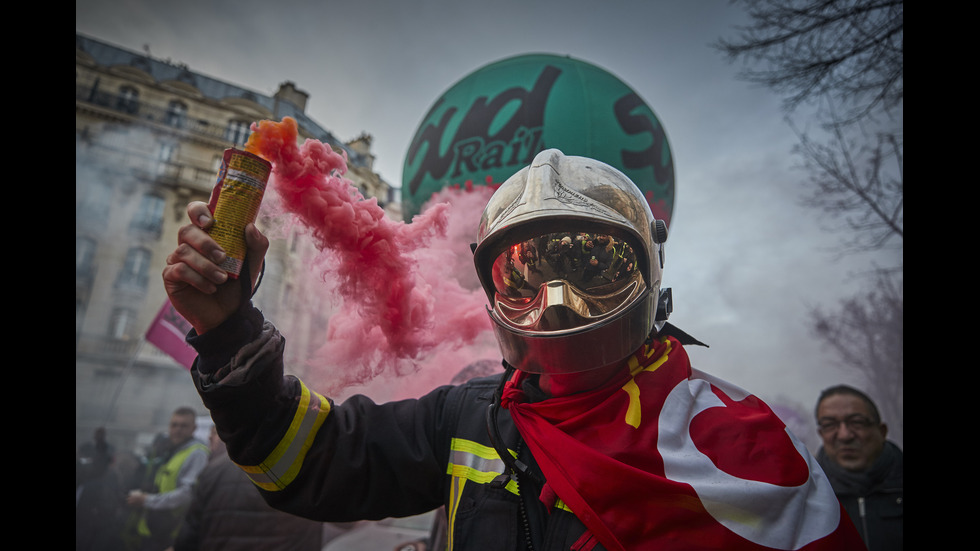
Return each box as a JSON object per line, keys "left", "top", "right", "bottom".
{"left": 719, "top": 1, "right": 904, "bottom": 441}
{"left": 790, "top": 101, "right": 903, "bottom": 253}
{"left": 717, "top": 0, "right": 903, "bottom": 254}
{"left": 715, "top": 0, "right": 903, "bottom": 121}
{"left": 811, "top": 269, "right": 903, "bottom": 440}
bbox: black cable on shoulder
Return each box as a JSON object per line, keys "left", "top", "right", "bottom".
{"left": 486, "top": 362, "right": 543, "bottom": 486}
{"left": 486, "top": 364, "right": 541, "bottom": 550}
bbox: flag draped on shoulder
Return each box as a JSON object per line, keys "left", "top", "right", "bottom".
{"left": 501, "top": 335, "right": 864, "bottom": 551}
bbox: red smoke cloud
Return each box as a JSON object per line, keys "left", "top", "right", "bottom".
{"left": 245, "top": 118, "right": 500, "bottom": 400}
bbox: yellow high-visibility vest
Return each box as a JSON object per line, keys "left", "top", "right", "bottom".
{"left": 137, "top": 441, "right": 209, "bottom": 537}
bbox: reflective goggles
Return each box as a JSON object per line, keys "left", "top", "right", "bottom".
{"left": 489, "top": 231, "right": 644, "bottom": 315}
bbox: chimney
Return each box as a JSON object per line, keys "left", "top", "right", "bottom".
{"left": 346, "top": 133, "right": 375, "bottom": 171}
{"left": 275, "top": 81, "right": 309, "bottom": 113}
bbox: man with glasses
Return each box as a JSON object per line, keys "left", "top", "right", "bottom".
{"left": 815, "top": 386, "right": 903, "bottom": 550}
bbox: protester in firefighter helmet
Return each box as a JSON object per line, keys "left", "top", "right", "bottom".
{"left": 163, "top": 149, "right": 863, "bottom": 551}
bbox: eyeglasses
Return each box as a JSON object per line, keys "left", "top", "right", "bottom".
{"left": 817, "top": 415, "right": 877, "bottom": 435}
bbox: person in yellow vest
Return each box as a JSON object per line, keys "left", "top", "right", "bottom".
{"left": 126, "top": 407, "right": 209, "bottom": 551}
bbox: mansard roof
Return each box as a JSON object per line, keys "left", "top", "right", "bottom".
{"left": 76, "top": 33, "right": 366, "bottom": 167}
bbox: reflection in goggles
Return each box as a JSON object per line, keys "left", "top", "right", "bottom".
{"left": 492, "top": 232, "right": 640, "bottom": 304}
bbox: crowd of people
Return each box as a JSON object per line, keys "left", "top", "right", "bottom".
{"left": 75, "top": 407, "right": 326, "bottom": 551}
{"left": 77, "top": 408, "right": 199, "bottom": 551}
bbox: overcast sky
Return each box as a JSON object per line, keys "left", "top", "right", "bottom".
{"left": 77, "top": 0, "right": 901, "bottom": 444}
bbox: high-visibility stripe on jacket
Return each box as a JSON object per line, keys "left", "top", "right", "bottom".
{"left": 237, "top": 381, "right": 331, "bottom": 492}
{"left": 445, "top": 436, "right": 577, "bottom": 530}
{"left": 448, "top": 437, "right": 520, "bottom": 494}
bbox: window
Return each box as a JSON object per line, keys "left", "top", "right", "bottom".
{"left": 131, "top": 194, "right": 165, "bottom": 234}
{"left": 117, "top": 247, "right": 151, "bottom": 290}
{"left": 156, "top": 141, "right": 178, "bottom": 176}
{"left": 116, "top": 86, "right": 139, "bottom": 114}
{"left": 109, "top": 307, "right": 136, "bottom": 340}
{"left": 226, "top": 120, "right": 250, "bottom": 146}
{"left": 159, "top": 141, "right": 177, "bottom": 162}
{"left": 76, "top": 237, "right": 97, "bottom": 275}
{"left": 165, "top": 100, "right": 187, "bottom": 128}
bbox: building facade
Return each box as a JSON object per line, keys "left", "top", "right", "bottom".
{"left": 76, "top": 33, "right": 396, "bottom": 455}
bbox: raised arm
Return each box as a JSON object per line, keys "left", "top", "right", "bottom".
{"left": 162, "top": 201, "right": 269, "bottom": 335}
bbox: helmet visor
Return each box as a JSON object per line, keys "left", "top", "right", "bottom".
{"left": 489, "top": 232, "right": 645, "bottom": 330}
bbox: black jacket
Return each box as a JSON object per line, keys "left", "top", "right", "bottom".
{"left": 173, "top": 450, "right": 322, "bottom": 551}
{"left": 817, "top": 442, "right": 903, "bottom": 551}
{"left": 191, "top": 308, "right": 604, "bottom": 550}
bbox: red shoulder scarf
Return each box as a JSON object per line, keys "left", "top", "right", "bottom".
{"left": 500, "top": 336, "right": 863, "bottom": 551}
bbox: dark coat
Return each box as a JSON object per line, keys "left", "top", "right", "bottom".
{"left": 173, "top": 450, "right": 322, "bottom": 551}
{"left": 818, "top": 441, "right": 903, "bottom": 551}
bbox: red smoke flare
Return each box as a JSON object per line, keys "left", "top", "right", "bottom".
{"left": 245, "top": 118, "right": 496, "bottom": 398}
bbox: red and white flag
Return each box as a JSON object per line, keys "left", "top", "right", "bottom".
{"left": 502, "top": 336, "right": 865, "bottom": 550}
{"left": 144, "top": 299, "right": 196, "bottom": 370}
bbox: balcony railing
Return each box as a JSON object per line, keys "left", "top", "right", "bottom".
{"left": 76, "top": 77, "right": 379, "bottom": 176}
{"left": 76, "top": 83, "right": 248, "bottom": 146}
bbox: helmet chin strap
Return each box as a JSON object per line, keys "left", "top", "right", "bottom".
{"left": 236, "top": 254, "right": 265, "bottom": 311}
{"left": 656, "top": 287, "right": 672, "bottom": 320}
{"left": 486, "top": 361, "right": 543, "bottom": 486}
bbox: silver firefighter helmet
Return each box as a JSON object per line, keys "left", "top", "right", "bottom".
{"left": 473, "top": 149, "right": 668, "bottom": 374}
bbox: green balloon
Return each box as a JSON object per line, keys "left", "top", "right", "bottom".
{"left": 402, "top": 54, "right": 675, "bottom": 225}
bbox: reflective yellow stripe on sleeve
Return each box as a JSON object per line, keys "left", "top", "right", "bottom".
{"left": 236, "top": 381, "right": 331, "bottom": 492}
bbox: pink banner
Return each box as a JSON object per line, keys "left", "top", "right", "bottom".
{"left": 145, "top": 299, "right": 196, "bottom": 370}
